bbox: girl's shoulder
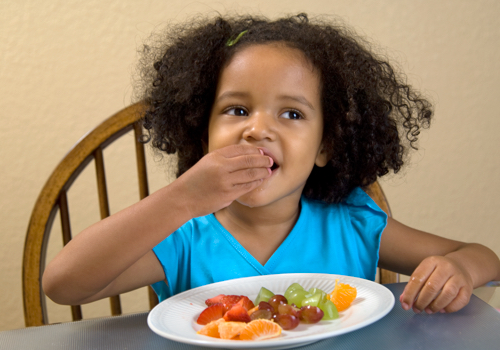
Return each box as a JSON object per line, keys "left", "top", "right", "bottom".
{"left": 303, "top": 187, "right": 384, "bottom": 213}
{"left": 301, "top": 187, "right": 387, "bottom": 232}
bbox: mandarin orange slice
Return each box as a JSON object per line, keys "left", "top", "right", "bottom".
{"left": 327, "top": 279, "right": 357, "bottom": 311}
{"left": 197, "top": 318, "right": 224, "bottom": 338}
{"left": 239, "top": 319, "right": 282, "bottom": 341}
{"left": 247, "top": 305, "right": 259, "bottom": 316}
{"left": 218, "top": 321, "right": 247, "bottom": 339}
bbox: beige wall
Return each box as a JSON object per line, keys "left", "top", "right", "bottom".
{"left": 1, "top": 0, "right": 499, "bottom": 331}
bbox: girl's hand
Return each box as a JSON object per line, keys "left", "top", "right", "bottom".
{"left": 174, "top": 144, "right": 272, "bottom": 218}
{"left": 399, "top": 256, "right": 473, "bottom": 314}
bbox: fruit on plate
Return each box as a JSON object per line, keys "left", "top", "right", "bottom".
{"left": 255, "top": 284, "right": 340, "bottom": 323}
{"left": 218, "top": 321, "right": 248, "bottom": 340}
{"left": 197, "top": 318, "right": 224, "bottom": 338}
{"left": 196, "top": 280, "right": 357, "bottom": 340}
{"left": 198, "top": 295, "right": 255, "bottom": 324}
{"left": 254, "top": 286, "right": 275, "bottom": 305}
{"left": 317, "top": 299, "right": 338, "bottom": 320}
{"left": 205, "top": 294, "right": 246, "bottom": 311}
{"left": 239, "top": 319, "right": 282, "bottom": 340}
{"left": 223, "top": 304, "right": 251, "bottom": 323}
{"left": 299, "top": 305, "right": 324, "bottom": 323}
{"left": 196, "top": 304, "right": 225, "bottom": 325}
{"left": 236, "top": 296, "right": 255, "bottom": 311}
{"left": 327, "top": 279, "right": 357, "bottom": 311}
{"left": 198, "top": 318, "right": 282, "bottom": 341}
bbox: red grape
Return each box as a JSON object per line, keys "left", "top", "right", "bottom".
{"left": 268, "top": 294, "right": 287, "bottom": 312}
{"left": 250, "top": 309, "right": 272, "bottom": 320}
{"left": 299, "top": 306, "right": 324, "bottom": 324}
{"left": 258, "top": 301, "right": 273, "bottom": 312}
{"left": 278, "top": 303, "right": 300, "bottom": 317}
{"left": 276, "top": 314, "right": 300, "bottom": 330}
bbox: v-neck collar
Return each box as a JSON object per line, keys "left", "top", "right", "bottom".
{"left": 207, "top": 198, "right": 307, "bottom": 274}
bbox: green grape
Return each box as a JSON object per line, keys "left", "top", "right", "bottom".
{"left": 254, "top": 287, "right": 275, "bottom": 305}
{"left": 287, "top": 289, "right": 311, "bottom": 308}
{"left": 308, "top": 288, "right": 326, "bottom": 299}
{"left": 318, "top": 299, "right": 339, "bottom": 320}
{"left": 284, "top": 283, "right": 304, "bottom": 300}
{"left": 302, "top": 292, "right": 323, "bottom": 307}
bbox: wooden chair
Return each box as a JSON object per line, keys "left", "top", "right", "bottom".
{"left": 22, "top": 102, "right": 159, "bottom": 327}
{"left": 22, "top": 102, "right": 397, "bottom": 327}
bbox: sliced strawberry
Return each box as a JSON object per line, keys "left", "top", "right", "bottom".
{"left": 205, "top": 294, "right": 226, "bottom": 307}
{"left": 219, "top": 295, "right": 243, "bottom": 311}
{"left": 223, "top": 304, "right": 251, "bottom": 323}
{"left": 196, "top": 303, "right": 225, "bottom": 325}
{"left": 236, "top": 296, "right": 255, "bottom": 311}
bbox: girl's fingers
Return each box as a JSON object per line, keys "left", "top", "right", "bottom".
{"left": 412, "top": 269, "right": 449, "bottom": 312}
{"left": 217, "top": 144, "right": 264, "bottom": 159}
{"left": 401, "top": 256, "right": 472, "bottom": 314}
{"left": 424, "top": 277, "right": 461, "bottom": 313}
{"left": 427, "top": 278, "right": 472, "bottom": 313}
{"left": 442, "top": 287, "right": 471, "bottom": 313}
{"left": 227, "top": 153, "right": 273, "bottom": 173}
{"left": 229, "top": 167, "right": 271, "bottom": 185}
{"left": 232, "top": 178, "right": 265, "bottom": 193}
{"left": 400, "top": 259, "right": 437, "bottom": 311}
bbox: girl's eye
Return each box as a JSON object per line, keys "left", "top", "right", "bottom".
{"left": 225, "top": 107, "right": 248, "bottom": 116}
{"left": 281, "top": 110, "right": 303, "bottom": 120}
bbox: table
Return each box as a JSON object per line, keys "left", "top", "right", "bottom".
{"left": 2, "top": 283, "right": 500, "bottom": 349}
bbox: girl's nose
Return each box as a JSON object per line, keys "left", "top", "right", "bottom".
{"left": 242, "top": 112, "right": 276, "bottom": 141}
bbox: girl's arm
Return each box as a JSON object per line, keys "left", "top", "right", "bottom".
{"left": 42, "top": 145, "right": 273, "bottom": 305}
{"left": 378, "top": 217, "right": 500, "bottom": 314}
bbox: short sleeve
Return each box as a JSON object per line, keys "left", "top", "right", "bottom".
{"left": 151, "top": 223, "right": 193, "bottom": 301}
{"left": 343, "top": 187, "right": 388, "bottom": 279}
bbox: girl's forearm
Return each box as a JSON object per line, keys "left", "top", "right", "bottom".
{"left": 42, "top": 180, "right": 192, "bottom": 304}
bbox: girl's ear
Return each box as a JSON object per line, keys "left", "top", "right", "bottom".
{"left": 315, "top": 143, "right": 330, "bottom": 167}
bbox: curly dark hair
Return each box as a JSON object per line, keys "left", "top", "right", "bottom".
{"left": 136, "top": 13, "right": 432, "bottom": 203}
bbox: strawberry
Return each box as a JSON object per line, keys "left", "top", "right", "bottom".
{"left": 205, "top": 294, "right": 225, "bottom": 307}
{"left": 220, "top": 295, "right": 244, "bottom": 311}
{"left": 236, "top": 296, "right": 255, "bottom": 311}
{"left": 223, "top": 304, "right": 251, "bottom": 323}
{"left": 196, "top": 303, "right": 225, "bottom": 325}
{"left": 206, "top": 294, "right": 244, "bottom": 310}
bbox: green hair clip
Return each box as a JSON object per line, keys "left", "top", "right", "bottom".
{"left": 226, "top": 30, "right": 248, "bottom": 47}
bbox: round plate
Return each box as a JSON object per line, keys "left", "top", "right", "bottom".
{"left": 147, "top": 273, "right": 394, "bottom": 349}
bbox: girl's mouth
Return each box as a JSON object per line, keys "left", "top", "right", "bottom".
{"left": 259, "top": 148, "right": 280, "bottom": 172}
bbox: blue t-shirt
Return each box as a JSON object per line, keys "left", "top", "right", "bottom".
{"left": 151, "top": 187, "right": 387, "bottom": 302}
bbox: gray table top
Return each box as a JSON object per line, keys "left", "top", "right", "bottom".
{"left": 2, "top": 283, "right": 500, "bottom": 349}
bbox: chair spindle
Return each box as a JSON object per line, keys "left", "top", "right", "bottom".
{"left": 58, "top": 190, "right": 83, "bottom": 321}
{"left": 93, "top": 147, "right": 122, "bottom": 316}
{"left": 133, "top": 123, "right": 159, "bottom": 309}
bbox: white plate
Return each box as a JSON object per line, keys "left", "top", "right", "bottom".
{"left": 147, "top": 273, "right": 395, "bottom": 349}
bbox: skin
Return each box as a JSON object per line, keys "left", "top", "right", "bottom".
{"left": 42, "top": 43, "right": 500, "bottom": 314}
{"left": 208, "top": 44, "right": 328, "bottom": 264}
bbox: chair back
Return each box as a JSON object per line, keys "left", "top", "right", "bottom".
{"left": 23, "top": 102, "right": 158, "bottom": 327}
{"left": 23, "top": 103, "right": 397, "bottom": 327}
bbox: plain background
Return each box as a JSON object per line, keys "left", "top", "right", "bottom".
{"left": 1, "top": 0, "right": 499, "bottom": 331}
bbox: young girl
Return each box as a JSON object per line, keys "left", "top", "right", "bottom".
{"left": 43, "top": 13, "right": 500, "bottom": 315}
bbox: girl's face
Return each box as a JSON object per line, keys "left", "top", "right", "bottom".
{"left": 208, "top": 44, "right": 328, "bottom": 208}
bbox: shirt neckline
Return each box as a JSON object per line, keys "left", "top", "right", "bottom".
{"left": 207, "top": 198, "right": 307, "bottom": 274}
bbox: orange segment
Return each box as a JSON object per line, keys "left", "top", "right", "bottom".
{"left": 327, "top": 279, "right": 357, "bottom": 311}
{"left": 239, "top": 319, "right": 282, "bottom": 341}
{"left": 197, "top": 318, "right": 224, "bottom": 338}
{"left": 218, "top": 321, "right": 247, "bottom": 339}
{"left": 247, "top": 305, "right": 259, "bottom": 316}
